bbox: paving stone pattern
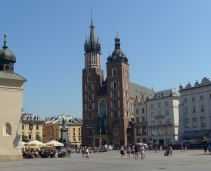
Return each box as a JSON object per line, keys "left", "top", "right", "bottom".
{"left": 0, "top": 150, "right": 210, "bottom": 171}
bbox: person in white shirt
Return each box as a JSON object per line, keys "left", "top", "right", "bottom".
{"left": 140, "top": 145, "right": 145, "bottom": 160}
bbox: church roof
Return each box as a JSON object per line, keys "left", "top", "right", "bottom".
{"left": 0, "top": 71, "right": 26, "bottom": 81}
{"left": 130, "top": 82, "right": 154, "bottom": 99}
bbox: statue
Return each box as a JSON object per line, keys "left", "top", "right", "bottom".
{"left": 62, "top": 118, "right": 66, "bottom": 128}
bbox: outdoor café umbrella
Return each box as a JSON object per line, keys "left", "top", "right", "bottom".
{"left": 45, "top": 140, "right": 64, "bottom": 147}
{"left": 22, "top": 141, "right": 26, "bottom": 146}
{"left": 27, "top": 140, "right": 45, "bottom": 146}
{"left": 202, "top": 138, "right": 211, "bottom": 142}
{"left": 188, "top": 139, "right": 199, "bottom": 144}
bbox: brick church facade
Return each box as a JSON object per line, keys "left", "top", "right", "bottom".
{"left": 82, "top": 17, "right": 153, "bottom": 147}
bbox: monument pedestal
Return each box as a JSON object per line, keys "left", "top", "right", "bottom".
{"left": 60, "top": 128, "right": 68, "bottom": 140}
{"left": 60, "top": 128, "right": 68, "bottom": 147}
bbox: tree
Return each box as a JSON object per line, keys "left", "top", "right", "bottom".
{"left": 22, "top": 135, "right": 30, "bottom": 142}
{"left": 36, "top": 135, "right": 42, "bottom": 142}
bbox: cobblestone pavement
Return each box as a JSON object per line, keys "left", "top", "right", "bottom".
{"left": 0, "top": 150, "right": 210, "bottom": 171}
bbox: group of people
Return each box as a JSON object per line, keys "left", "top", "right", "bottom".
{"left": 23, "top": 149, "right": 40, "bottom": 159}
{"left": 203, "top": 144, "right": 211, "bottom": 154}
{"left": 119, "top": 145, "right": 145, "bottom": 160}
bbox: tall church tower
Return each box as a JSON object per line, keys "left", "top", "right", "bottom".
{"left": 106, "top": 36, "right": 131, "bottom": 146}
{"left": 82, "top": 13, "right": 104, "bottom": 145}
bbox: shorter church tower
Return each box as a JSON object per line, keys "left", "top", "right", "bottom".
{"left": 0, "top": 34, "right": 26, "bottom": 162}
{"left": 106, "top": 35, "right": 131, "bottom": 145}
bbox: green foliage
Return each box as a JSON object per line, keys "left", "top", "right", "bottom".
{"left": 36, "top": 135, "right": 42, "bottom": 141}
{"left": 22, "top": 135, "right": 30, "bottom": 142}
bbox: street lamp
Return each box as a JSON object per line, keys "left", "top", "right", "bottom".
{"left": 29, "top": 121, "right": 34, "bottom": 131}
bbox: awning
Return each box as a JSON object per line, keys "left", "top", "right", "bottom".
{"left": 181, "top": 131, "right": 196, "bottom": 138}
{"left": 192, "top": 130, "right": 210, "bottom": 138}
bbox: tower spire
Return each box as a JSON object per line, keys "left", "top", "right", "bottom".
{"left": 89, "top": 8, "right": 95, "bottom": 43}
{"left": 3, "top": 34, "right": 8, "bottom": 49}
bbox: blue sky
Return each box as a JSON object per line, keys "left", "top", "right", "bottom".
{"left": 1, "top": 1, "right": 211, "bottom": 119}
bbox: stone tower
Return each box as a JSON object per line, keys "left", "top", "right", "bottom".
{"left": 82, "top": 14, "right": 104, "bottom": 145}
{"left": 106, "top": 36, "right": 131, "bottom": 145}
{"left": 0, "top": 34, "right": 26, "bottom": 162}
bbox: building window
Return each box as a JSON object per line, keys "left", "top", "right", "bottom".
{"left": 36, "top": 125, "right": 39, "bottom": 130}
{"left": 78, "top": 128, "right": 81, "bottom": 131}
{"left": 136, "top": 117, "right": 139, "bottom": 122}
{"left": 88, "top": 94, "right": 91, "bottom": 101}
{"left": 192, "top": 106, "right": 196, "bottom": 113}
{"left": 126, "top": 111, "right": 129, "bottom": 117}
{"left": 185, "top": 120, "right": 189, "bottom": 128}
{"left": 113, "top": 91, "right": 117, "bottom": 98}
{"left": 114, "top": 113, "right": 117, "bottom": 118}
{"left": 210, "top": 94, "right": 211, "bottom": 99}
{"left": 142, "top": 108, "right": 144, "bottom": 113}
{"left": 111, "top": 111, "right": 113, "bottom": 117}
{"left": 165, "top": 101, "right": 169, "bottom": 106}
{"left": 125, "top": 91, "right": 128, "bottom": 98}
{"left": 142, "top": 116, "right": 145, "bottom": 122}
{"left": 29, "top": 134, "right": 32, "bottom": 139}
{"left": 87, "top": 75, "right": 91, "bottom": 82}
{"left": 166, "top": 119, "right": 170, "bottom": 124}
{"left": 88, "top": 104, "right": 92, "bottom": 111}
{"left": 151, "top": 112, "right": 154, "bottom": 118}
{"left": 201, "top": 117, "right": 206, "bottom": 127}
{"left": 158, "top": 111, "right": 162, "bottom": 116}
{"left": 192, "top": 118, "right": 197, "bottom": 127}
{"left": 113, "top": 81, "right": 117, "bottom": 88}
{"left": 88, "top": 68, "right": 91, "bottom": 73}
{"left": 73, "top": 128, "right": 75, "bottom": 131}
{"left": 88, "top": 85, "right": 91, "bottom": 92}
{"left": 136, "top": 109, "right": 138, "bottom": 114}
{"left": 151, "top": 104, "right": 154, "bottom": 109}
{"left": 88, "top": 114, "right": 92, "bottom": 120}
{"left": 184, "top": 99, "right": 187, "bottom": 103}
{"left": 192, "top": 97, "right": 195, "bottom": 102}
{"left": 201, "top": 105, "right": 204, "bottom": 112}
{"left": 22, "top": 125, "right": 24, "bottom": 130}
{"left": 165, "top": 110, "right": 169, "bottom": 116}
{"left": 185, "top": 107, "right": 188, "bottom": 114}
{"left": 151, "top": 121, "right": 155, "bottom": 125}
{"left": 200, "top": 96, "right": 203, "bottom": 100}
{"left": 112, "top": 68, "right": 116, "bottom": 76}
{"left": 79, "top": 137, "right": 81, "bottom": 141}
{"left": 158, "top": 103, "right": 161, "bottom": 108}
{"left": 158, "top": 120, "right": 162, "bottom": 125}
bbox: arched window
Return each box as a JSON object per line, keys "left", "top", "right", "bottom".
{"left": 88, "top": 104, "right": 92, "bottom": 111}
{"left": 93, "top": 54, "right": 96, "bottom": 64}
{"left": 88, "top": 94, "right": 91, "bottom": 101}
{"left": 87, "top": 76, "right": 91, "bottom": 82}
{"left": 4, "top": 123, "right": 11, "bottom": 136}
{"left": 114, "top": 113, "right": 117, "bottom": 118}
{"left": 88, "top": 85, "right": 91, "bottom": 91}
{"left": 98, "top": 99, "right": 107, "bottom": 116}
{"left": 113, "top": 81, "right": 117, "bottom": 88}
{"left": 112, "top": 68, "right": 116, "bottom": 76}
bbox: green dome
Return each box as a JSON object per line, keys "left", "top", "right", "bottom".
{"left": 0, "top": 46, "right": 16, "bottom": 62}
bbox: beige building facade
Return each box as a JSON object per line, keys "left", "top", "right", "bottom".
{"left": 43, "top": 115, "right": 82, "bottom": 147}
{"left": 22, "top": 113, "right": 44, "bottom": 141}
{"left": 0, "top": 35, "right": 26, "bottom": 162}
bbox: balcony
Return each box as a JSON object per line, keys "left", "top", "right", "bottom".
{"left": 149, "top": 124, "right": 172, "bottom": 128}
{"left": 154, "top": 115, "right": 164, "bottom": 119}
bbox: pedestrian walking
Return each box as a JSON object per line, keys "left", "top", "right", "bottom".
{"left": 203, "top": 144, "right": 207, "bottom": 154}
{"left": 120, "top": 146, "right": 125, "bottom": 159}
{"left": 155, "top": 144, "right": 158, "bottom": 153}
{"left": 126, "top": 146, "right": 131, "bottom": 159}
{"left": 140, "top": 145, "right": 145, "bottom": 160}
{"left": 135, "top": 145, "right": 139, "bottom": 160}
{"left": 131, "top": 146, "right": 135, "bottom": 158}
{"left": 208, "top": 144, "right": 211, "bottom": 154}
